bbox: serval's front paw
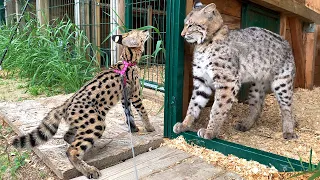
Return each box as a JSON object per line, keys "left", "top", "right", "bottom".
{"left": 197, "top": 128, "right": 217, "bottom": 140}
{"left": 85, "top": 165, "right": 101, "bottom": 179}
{"left": 145, "top": 125, "right": 155, "bottom": 132}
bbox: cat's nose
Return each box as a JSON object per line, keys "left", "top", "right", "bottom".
{"left": 181, "top": 31, "right": 186, "bottom": 37}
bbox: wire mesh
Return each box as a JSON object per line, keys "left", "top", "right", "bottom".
{"left": 48, "top": 0, "right": 115, "bottom": 67}
{"left": 126, "top": 0, "right": 166, "bottom": 88}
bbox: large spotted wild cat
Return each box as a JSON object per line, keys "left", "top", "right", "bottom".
{"left": 173, "top": 1, "right": 297, "bottom": 140}
{"left": 11, "top": 29, "right": 155, "bottom": 179}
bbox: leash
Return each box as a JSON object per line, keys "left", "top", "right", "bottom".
{"left": 114, "top": 61, "right": 139, "bottom": 180}
{"left": 0, "top": 0, "right": 31, "bottom": 70}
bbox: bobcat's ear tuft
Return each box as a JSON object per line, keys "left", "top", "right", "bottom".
{"left": 112, "top": 35, "right": 123, "bottom": 44}
{"left": 193, "top": 0, "right": 203, "bottom": 9}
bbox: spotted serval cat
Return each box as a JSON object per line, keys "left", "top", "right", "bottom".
{"left": 11, "top": 29, "right": 155, "bottom": 179}
{"left": 173, "top": 1, "right": 297, "bottom": 140}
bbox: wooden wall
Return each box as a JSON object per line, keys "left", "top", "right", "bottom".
{"left": 314, "top": 26, "right": 320, "bottom": 86}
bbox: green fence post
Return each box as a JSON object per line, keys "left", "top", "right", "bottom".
{"left": 124, "top": 0, "right": 132, "bottom": 29}
{"left": 164, "top": 0, "right": 186, "bottom": 138}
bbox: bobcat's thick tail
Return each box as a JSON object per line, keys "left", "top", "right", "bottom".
{"left": 11, "top": 105, "right": 65, "bottom": 149}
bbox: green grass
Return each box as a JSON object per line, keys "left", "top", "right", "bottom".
{"left": 288, "top": 149, "right": 320, "bottom": 180}
{"left": 0, "top": 16, "right": 99, "bottom": 96}
{"left": 0, "top": 125, "right": 31, "bottom": 180}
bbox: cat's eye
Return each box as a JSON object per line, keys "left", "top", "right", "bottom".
{"left": 188, "top": 24, "right": 192, "bottom": 28}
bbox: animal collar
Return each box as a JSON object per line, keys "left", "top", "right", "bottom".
{"left": 113, "top": 61, "right": 136, "bottom": 86}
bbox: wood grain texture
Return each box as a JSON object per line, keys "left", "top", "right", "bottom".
{"left": 305, "top": 29, "right": 317, "bottom": 89}
{"left": 288, "top": 17, "right": 306, "bottom": 88}
{"left": 249, "top": 0, "right": 320, "bottom": 24}
{"left": 202, "top": 0, "right": 242, "bottom": 18}
{"left": 71, "top": 147, "right": 192, "bottom": 180}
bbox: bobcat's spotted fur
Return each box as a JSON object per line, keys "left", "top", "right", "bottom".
{"left": 173, "top": 1, "right": 297, "bottom": 140}
{"left": 11, "top": 29, "right": 154, "bottom": 179}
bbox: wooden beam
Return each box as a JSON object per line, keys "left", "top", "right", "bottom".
{"left": 36, "top": 0, "right": 49, "bottom": 26}
{"left": 288, "top": 17, "right": 306, "bottom": 88}
{"left": 117, "top": 0, "right": 125, "bottom": 61}
{"left": 280, "top": 14, "right": 287, "bottom": 38}
{"left": 304, "top": 24, "right": 317, "bottom": 89}
{"left": 95, "top": 0, "right": 101, "bottom": 66}
{"left": 249, "top": 0, "right": 320, "bottom": 24}
{"left": 183, "top": 0, "right": 194, "bottom": 117}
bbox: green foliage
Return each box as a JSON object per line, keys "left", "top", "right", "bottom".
{"left": 0, "top": 125, "right": 31, "bottom": 179}
{"left": 0, "top": 16, "right": 99, "bottom": 95}
{"left": 288, "top": 149, "right": 320, "bottom": 180}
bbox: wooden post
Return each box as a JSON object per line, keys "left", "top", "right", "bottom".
{"left": 182, "top": 0, "right": 194, "bottom": 117}
{"left": 85, "top": 0, "right": 90, "bottom": 39}
{"left": 280, "top": 14, "right": 287, "bottom": 38}
{"left": 288, "top": 17, "right": 306, "bottom": 88}
{"left": 147, "top": 5, "right": 153, "bottom": 67}
{"left": 95, "top": 0, "right": 101, "bottom": 66}
{"left": 117, "top": 0, "right": 125, "bottom": 60}
{"left": 5, "top": 0, "right": 15, "bottom": 25}
{"left": 110, "top": 0, "right": 118, "bottom": 65}
{"left": 304, "top": 23, "right": 317, "bottom": 89}
{"left": 74, "top": 0, "right": 80, "bottom": 27}
{"left": 36, "top": 0, "right": 49, "bottom": 26}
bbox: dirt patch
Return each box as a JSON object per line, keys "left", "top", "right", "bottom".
{"left": 193, "top": 87, "right": 320, "bottom": 164}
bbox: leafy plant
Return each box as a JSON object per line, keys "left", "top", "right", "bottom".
{"left": 0, "top": 14, "right": 99, "bottom": 96}
{"left": 288, "top": 149, "right": 320, "bottom": 180}
{"left": 0, "top": 125, "right": 31, "bottom": 179}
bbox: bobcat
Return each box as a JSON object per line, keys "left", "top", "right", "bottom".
{"left": 173, "top": 1, "right": 297, "bottom": 140}
{"left": 11, "top": 29, "right": 155, "bottom": 179}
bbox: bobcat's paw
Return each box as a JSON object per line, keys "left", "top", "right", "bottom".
{"left": 283, "top": 132, "right": 298, "bottom": 140}
{"left": 145, "top": 125, "right": 155, "bottom": 132}
{"left": 173, "top": 122, "right": 188, "bottom": 134}
{"left": 197, "top": 128, "right": 217, "bottom": 140}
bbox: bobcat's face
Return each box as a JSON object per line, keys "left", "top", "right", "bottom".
{"left": 181, "top": 1, "right": 223, "bottom": 44}
{"left": 112, "top": 30, "right": 149, "bottom": 48}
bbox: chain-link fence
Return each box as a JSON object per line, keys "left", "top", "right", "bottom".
{"left": 2, "top": 0, "right": 166, "bottom": 90}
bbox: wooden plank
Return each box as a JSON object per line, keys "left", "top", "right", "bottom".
{"left": 202, "top": 0, "right": 242, "bottom": 18}
{"left": 288, "top": 17, "right": 306, "bottom": 88}
{"left": 280, "top": 14, "right": 287, "bottom": 38}
{"left": 306, "top": 0, "right": 320, "bottom": 14}
{"left": 71, "top": 147, "right": 193, "bottom": 180}
{"left": 36, "top": 0, "right": 49, "bottom": 26}
{"left": 221, "top": 14, "right": 241, "bottom": 30}
{"left": 95, "top": 0, "right": 101, "bottom": 66}
{"left": 304, "top": 27, "right": 317, "bottom": 89}
{"left": 249, "top": 0, "right": 320, "bottom": 24}
{"left": 145, "top": 157, "right": 242, "bottom": 180}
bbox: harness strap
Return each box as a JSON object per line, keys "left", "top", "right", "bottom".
{"left": 113, "top": 61, "right": 136, "bottom": 86}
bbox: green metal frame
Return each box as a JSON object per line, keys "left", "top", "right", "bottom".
{"left": 164, "top": 0, "right": 185, "bottom": 138}
{"left": 164, "top": 0, "right": 312, "bottom": 172}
